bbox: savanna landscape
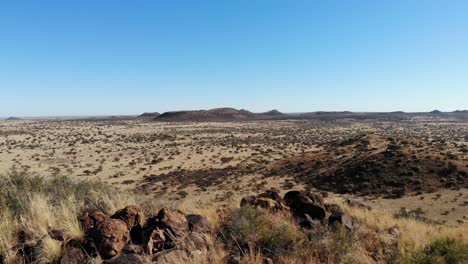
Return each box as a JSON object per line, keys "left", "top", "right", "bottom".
{"left": 0, "top": 111, "right": 467, "bottom": 263}
{"left": 2, "top": 1, "right": 468, "bottom": 263}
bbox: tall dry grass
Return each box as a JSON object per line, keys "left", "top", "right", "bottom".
{"left": 0, "top": 169, "right": 466, "bottom": 264}
{"left": 0, "top": 170, "right": 135, "bottom": 263}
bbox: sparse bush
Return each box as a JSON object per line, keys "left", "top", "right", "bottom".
{"left": 410, "top": 238, "right": 468, "bottom": 264}
{"left": 221, "top": 206, "right": 306, "bottom": 256}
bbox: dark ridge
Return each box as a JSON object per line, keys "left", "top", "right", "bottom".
{"left": 259, "top": 109, "right": 284, "bottom": 116}
{"left": 156, "top": 108, "right": 256, "bottom": 122}
{"left": 139, "top": 112, "right": 160, "bottom": 118}
{"left": 268, "top": 135, "right": 467, "bottom": 198}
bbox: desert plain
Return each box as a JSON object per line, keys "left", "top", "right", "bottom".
{"left": 1, "top": 118, "right": 466, "bottom": 226}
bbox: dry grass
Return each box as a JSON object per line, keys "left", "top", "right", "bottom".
{"left": 343, "top": 201, "right": 467, "bottom": 255}
{"left": 34, "top": 236, "right": 63, "bottom": 264}
{"left": 0, "top": 170, "right": 135, "bottom": 263}
{"left": 0, "top": 170, "right": 466, "bottom": 264}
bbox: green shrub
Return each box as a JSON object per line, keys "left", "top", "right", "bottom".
{"left": 411, "top": 238, "right": 468, "bottom": 264}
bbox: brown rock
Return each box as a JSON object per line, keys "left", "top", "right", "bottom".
{"left": 156, "top": 208, "right": 190, "bottom": 243}
{"left": 240, "top": 196, "right": 257, "bottom": 207}
{"left": 307, "top": 192, "right": 325, "bottom": 208}
{"left": 296, "top": 214, "right": 322, "bottom": 229}
{"left": 112, "top": 206, "right": 144, "bottom": 244}
{"left": 328, "top": 212, "right": 354, "bottom": 231}
{"left": 60, "top": 240, "right": 91, "bottom": 264}
{"left": 284, "top": 191, "right": 327, "bottom": 221}
{"left": 80, "top": 211, "right": 108, "bottom": 234}
{"left": 240, "top": 190, "right": 288, "bottom": 212}
{"left": 325, "top": 203, "right": 344, "bottom": 214}
{"left": 81, "top": 211, "right": 130, "bottom": 259}
{"left": 256, "top": 197, "right": 281, "bottom": 211}
{"left": 186, "top": 214, "right": 210, "bottom": 233}
{"left": 111, "top": 206, "right": 144, "bottom": 231}
{"left": 257, "top": 189, "right": 285, "bottom": 205}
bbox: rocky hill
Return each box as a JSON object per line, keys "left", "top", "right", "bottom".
{"left": 269, "top": 134, "right": 468, "bottom": 198}
{"left": 155, "top": 108, "right": 287, "bottom": 122}
{"left": 138, "top": 112, "right": 160, "bottom": 119}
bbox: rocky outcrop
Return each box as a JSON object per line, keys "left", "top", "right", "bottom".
{"left": 240, "top": 189, "right": 288, "bottom": 211}
{"left": 111, "top": 205, "right": 144, "bottom": 244}
{"left": 284, "top": 190, "right": 327, "bottom": 222}
{"left": 241, "top": 190, "right": 355, "bottom": 232}
{"left": 12, "top": 189, "right": 362, "bottom": 263}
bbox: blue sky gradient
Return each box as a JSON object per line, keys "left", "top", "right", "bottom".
{"left": 1, "top": 1, "right": 467, "bottom": 116}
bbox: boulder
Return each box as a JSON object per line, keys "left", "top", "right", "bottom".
{"left": 325, "top": 203, "right": 344, "bottom": 214}
{"left": 140, "top": 208, "right": 190, "bottom": 253}
{"left": 307, "top": 192, "right": 325, "bottom": 208}
{"left": 80, "top": 211, "right": 108, "bottom": 234}
{"left": 284, "top": 191, "right": 327, "bottom": 221}
{"left": 186, "top": 214, "right": 210, "bottom": 233}
{"left": 256, "top": 197, "right": 285, "bottom": 211}
{"left": 156, "top": 208, "right": 190, "bottom": 243}
{"left": 240, "top": 190, "right": 288, "bottom": 211}
{"left": 240, "top": 196, "right": 257, "bottom": 207}
{"left": 81, "top": 211, "right": 130, "bottom": 259}
{"left": 328, "top": 212, "right": 354, "bottom": 231}
{"left": 296, "top": 214, "right": 322, "bottom": 229}
{"left": 60, "top": 240, "right": 92, "bottom": 264}
{"left": 111, "top": 206, "right": 144, "bottom": 244}
{"left": 257, "top": 189, "right": 286, "bottom": 205}
{"left": 111, "top": 206, "right": 144, "bottom": 231}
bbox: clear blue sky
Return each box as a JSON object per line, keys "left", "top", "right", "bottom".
{"left": 1, "top": 1, "right": 467, "bottom": 116}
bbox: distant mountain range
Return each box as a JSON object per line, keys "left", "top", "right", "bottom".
{"left": 145, "top": 108, "right": 468, "bottom": 122}
{"left": 2, "top": 109, "right": 467, "bottom": 121}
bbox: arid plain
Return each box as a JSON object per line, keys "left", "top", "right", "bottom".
{"left": 1, "top": 118, "right": 466, "bottom": 226}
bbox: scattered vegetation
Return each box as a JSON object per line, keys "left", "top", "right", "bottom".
{"left": 410, "top": 238, "right": 468, "bottom": 264}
